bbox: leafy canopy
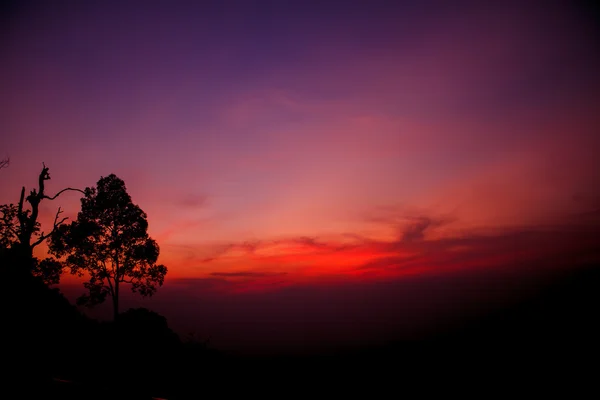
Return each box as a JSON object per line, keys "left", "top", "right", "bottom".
{"left": 50, "top": 174, "right": 167, "bottom": 307}
{"left": 0, "top": 204, "right": 21, "bottom": 249}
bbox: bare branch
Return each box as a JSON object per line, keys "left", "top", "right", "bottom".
{"left": 43, "top": 187, "right": 85, "bottom": 200}
{"left": 52, "top": 206, "right": 67, "bottom": 226}
{"left": 17, "top": 187, "right": 25, "bottom": 220}
{"left": 32, "top": 236, "right": 45, "bottom": 247}
{"left": 0, "top": 157, "right": 8, "bottom": 170}
{"left": 32, "top": 207, "right": 69, "bottom": 247}
{"left": 38, "top": 163, "right": 50, "bottom": 197}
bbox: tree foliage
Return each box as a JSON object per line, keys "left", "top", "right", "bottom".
{"left": 50, "top": 174, "right": 167, "bottom": 319}
{"left": 0, "top": 204, "right": 21, "bottom": 249}
{"left": 0, "top": 163, "right": 81, "bottom": 285}
{"left": 32, "top": 257, "right": 64, "bottom": 286}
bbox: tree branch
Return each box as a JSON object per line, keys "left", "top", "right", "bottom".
{"left": 102, "top": 261, "right": 116, "bottom": 299}
{"left": 40, "top": 163, "right": 49, "bottom": 190}
{"left": 0, "top": 157, "right": 8, "bottom": 170}
{"left": 32, "top": 207, "right": 69, "bottom": 247}
{"left": 17, "top": 187, "right": 25, "bottom": 221}
{"left": 43, "top": 187, "right": 85, "bottom": 200}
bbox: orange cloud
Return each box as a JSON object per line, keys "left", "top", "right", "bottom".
{"left": 158, "top": 211, "right": 600, "bottom": 295}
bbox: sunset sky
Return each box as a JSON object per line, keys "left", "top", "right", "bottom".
{"left": 1, "top": 0, "right": 599, "bottom": 353}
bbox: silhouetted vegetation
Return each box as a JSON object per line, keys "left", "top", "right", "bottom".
{"left": 0, "top": 163, "right": 83, "bottom": 284}
{"left": 50, "top": 174, "right": 167, "bottom": 320}
{"left": 1, "top": 232, "right": 218, "bottom": 399}
{"left": 1, "top": 166, "right": 216, "bottom": 398}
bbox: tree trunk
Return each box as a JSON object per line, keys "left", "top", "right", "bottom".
{"left": 113, "top": 280, "right": 119, "bottom": 321}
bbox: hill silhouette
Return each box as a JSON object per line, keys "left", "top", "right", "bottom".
{"left": 3, "top": 252, "right": 596, "bottom": 398}
{"left": 0, "top": 249, "right": 220, "bottom": 398}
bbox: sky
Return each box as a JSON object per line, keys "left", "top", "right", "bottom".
{"left": 1, "top": 0, "right": 600, "bottom": 354}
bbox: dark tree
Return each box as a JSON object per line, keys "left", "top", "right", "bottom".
{"left": 50, "top": 174, "right": 168, "bottom": 320}
{"left": 0, "top": 163, "right": 83, "bottom": 284}
{"left": 0, "top": 203, "right": 18, "bottom": 249}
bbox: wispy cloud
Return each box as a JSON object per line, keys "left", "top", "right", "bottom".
{"left": 210, "top": 271, "right": 287, "bottom": 278}
{"left": 170, "top": 213, "right": 600, "bottom": 292}
{"left": 178, "top": 193, "right": 208, "bottom": 209}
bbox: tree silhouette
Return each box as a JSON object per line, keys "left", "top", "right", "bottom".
{"left": 0, "top": 163, "right": 83, "bottom": 284}
{"left": 0, "top": 204, "right": 18, "bottom": 249}
{"left": 50, "top": 174, "right": 167, "bottom": 320}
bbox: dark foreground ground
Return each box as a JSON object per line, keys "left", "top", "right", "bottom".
{"left": 4, "top": 262, "right": 599, "bottom": 399}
